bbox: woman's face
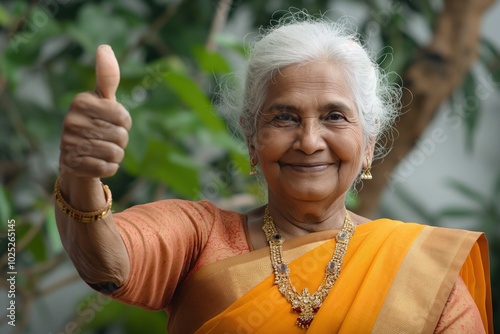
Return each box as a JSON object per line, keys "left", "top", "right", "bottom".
{"left": 251, "top": 61, "right": 372, "bottom": 206}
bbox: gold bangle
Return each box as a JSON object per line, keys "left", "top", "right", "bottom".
{"left": 54, "top": 178, "right": 112, "bottom": 223}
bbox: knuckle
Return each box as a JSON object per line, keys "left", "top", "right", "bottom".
{"left": 122, "top": 132, "right": 130, "bottom": 148}
{"left": 104, "top": 143, "right": 124, "bottom": 163}
{"left": 59, "top": 135, "right": 73, "bottom": 149}
{"left": 63, "top": 151, "right": 82, "bottom": 169}
{"left": 94, "top": 160, "right": 118, "bottom": 178}
{"left": 125, "top": 109, "right": 132, "bottom": 125}
{"left": 82, "top": 127, "right": 104, "bottom": 140}
{"left": 93, "top": 119, "right": 113, "bottom": 133}
{"left": 62, "top": 114, "right": 80, "bottom": 131}
{"left": 115, "top": 127, "right": 129, "bottom": 148}
{"left": 76, "top": 139, "right": 94, "bottom": 155}
{"left": 94, "top": 160, "right": 110, "bottom": 176}
{"left": 118, "top": 105, "right": 132, "bottom": 130}
{"left": 114, "top": 148, "right": 125, "bottom": 162}
{"left": 69, "top": 93, "right": 91, "bottom": 111}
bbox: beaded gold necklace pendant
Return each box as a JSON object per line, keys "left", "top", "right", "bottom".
{"left": 262, "top": 207, "right": 355, "bottom": 329}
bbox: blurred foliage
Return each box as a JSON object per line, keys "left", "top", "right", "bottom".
{"left": 0, "top": 0, "right": 498, "bottom": 332}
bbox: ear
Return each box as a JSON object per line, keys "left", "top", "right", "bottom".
{"left": 247, "top": 136, "right": 258, "bottom": 165}
{"left": 362, "top": 137, "right": 376, "bottom": 168}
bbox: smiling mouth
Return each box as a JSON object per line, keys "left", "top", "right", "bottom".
{"left": 280, "top": 163, "right": 335, "bottom": 172}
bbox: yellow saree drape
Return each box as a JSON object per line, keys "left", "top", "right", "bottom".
{"left": 167, "top": 219, "right": 492, "bottom": 334}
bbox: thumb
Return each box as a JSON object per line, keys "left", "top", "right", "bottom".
{"left": 95, "top": 44, "right": 120, "bottom": 100}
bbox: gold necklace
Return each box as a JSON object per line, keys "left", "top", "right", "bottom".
{"left": 262, "top": 206, "right": 355, "bottom": 329}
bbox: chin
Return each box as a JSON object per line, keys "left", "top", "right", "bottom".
{"left": 286, "top": 186, "right": 337, "bottom": 202}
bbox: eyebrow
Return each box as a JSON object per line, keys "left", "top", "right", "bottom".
{"left": 320, "top": 102, "right": 353, "bottom": 113}
{"left": 267, "top": 102, "right": 354, "bottom": 114}
{"left": 267, "top": 104, "right": 296, "bottom": 112}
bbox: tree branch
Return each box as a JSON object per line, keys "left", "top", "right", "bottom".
{"left": 356, "top": 0, "right": 494, "bottom": 217}
{"left": 205, "top": 0, "right": 233, "bottom": 51}
{"left": 119, "top": 0, "right": 187, "bottom": 61}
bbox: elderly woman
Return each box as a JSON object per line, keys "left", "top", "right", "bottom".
{"left": 55, "top": 15, "right": 492, "bottom": 333}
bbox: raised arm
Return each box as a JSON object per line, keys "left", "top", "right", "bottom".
{"left": 55, "top": 45, "right": 131, "bottom": 288}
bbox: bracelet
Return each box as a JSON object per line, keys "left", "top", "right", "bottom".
{"left": 54, "top": 178, "right": 112, "bottom": 223}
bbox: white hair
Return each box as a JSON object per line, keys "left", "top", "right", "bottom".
{"left": 218, "top": 11, "right": 401, "bottom": 162}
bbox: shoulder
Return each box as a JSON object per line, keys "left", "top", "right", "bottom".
{"left": 362, "top": 217, "right": 482, "bottom": 239}
{"left": 115, "top": 198, "right": 244, "bottom": 222}
{"left": 135, "top": 199, "right": 248, "bottom": 240}
{"left": 189, "top": 202, "right": 250, "bottom": 270}
{"left": 350, "top": 211, "right": 422, "bottom": 231}
{"left": 357, "top": 219, "right": 484, "bottom": 255}
{"left": 355, "top": 217, "right": 424, "bottom": 237}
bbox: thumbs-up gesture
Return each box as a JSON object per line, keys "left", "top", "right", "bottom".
{"left": 59, "top": 45, "right": 131, "bottom": 179}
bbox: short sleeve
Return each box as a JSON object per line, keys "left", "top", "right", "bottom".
{"left": 434, "top": 276, "right": 485, "bottom": 334}
{"left": 108, "top": 200, "right": 227, "bottom": 310}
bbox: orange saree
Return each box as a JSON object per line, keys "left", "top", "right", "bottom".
{"left": 167, "top": 219, "right": 492, "bottom": 333}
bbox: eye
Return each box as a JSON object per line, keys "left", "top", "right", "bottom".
{"left": 325, "top": 112, "right": 345, "bottom": 121}
{"left": 273, "top": 112, "right": 298, "bottom": 124}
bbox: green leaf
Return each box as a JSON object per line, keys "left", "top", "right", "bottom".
{"left": 478, "top": 37, "right": 500, "bottom": 86}
{"left": 215, "top": 34, "right": 247, "bottom": 56}
{"left": 494, "top": 173, "right": 500, "bottom": 197}
{"left": 393, "top": 187, "right": 437, "bottom": 225}
{"left": 0, "top": 186, "right": 13, "bottom": 225}
{"left": 0, "top": 4, "right": 9, "bottom": 26}
{"left": 124, "top": 309, "right": 167, "bottom": 334}
{"left": 123, "top": 139, "right": 201, "bottom": 198}
{"left": 5, "top": 6, "right": 61, "bottom": 59}
{"left": 212, "top": 131, "right": 249, "bottom": 174}
{"left": 164, "top": 72, "right": 227, "bottom": 133}
{"left": 65, "top": 3, "right": 129, "bottom": 55}
{"left": 0, "top": 55, "right": 14, "bottom": 88}
{"left": 193, "top": 45, "right": 231, "bottom": 73}
{"left": 462, "top": 71, "right": 481, "bottom": 151}
{"left": 79, "top": 296, "right": 167, "bottom": 333}
{"left": 15, "top": 223, "right": 47, "bottom": 262}
{"left": 155, "top": 56, "right": 189, "bottom": 75}
{"left": 79, "top": 297, "right": 125, "bottom": 332}
{"left": 345, "top": 189, "right": 359, "bottom": 210}
{"left": 26, "top": 226, "right": 47, "bottom": 262}
{"left": 422, "top": 0, "right": 437, "bottom": 26}
{"left": 446, "top": 179, "right": 485, "bottom": 204}
{"left": 45, "top": 207, "right": 63, "bottom": 253}
{"left": 435, "top": 208, "right": 479, "bottom": 219}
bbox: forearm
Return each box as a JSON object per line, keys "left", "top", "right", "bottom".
{"left": 55, "top": 175, "right": 130, "bottom": 287}
{"left": 54, "top": 45, "right": 132, "bottom": 288}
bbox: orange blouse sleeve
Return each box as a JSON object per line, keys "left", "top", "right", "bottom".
{"left": 107, "top": 200, "right": 248, "bottom": 311}
{"left": 434, "top": 276, "right": 485, "bottom": 334}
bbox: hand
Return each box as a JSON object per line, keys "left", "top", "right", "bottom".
{"left": 59, "top": 45, "right": 132, "bottom": 179}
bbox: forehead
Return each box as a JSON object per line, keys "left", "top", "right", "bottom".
{"left": 264, "top": 61, "right": 356, "bottom": 110}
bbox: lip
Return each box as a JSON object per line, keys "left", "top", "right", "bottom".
{"left": 280, "top": 162, "right": 335, "bottom": 173}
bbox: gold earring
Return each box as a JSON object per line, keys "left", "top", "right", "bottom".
{"left": 249, "top": 159, "right": 257, "bottom": 176}
{"left": 360, "top": 158, "right": 372, "bottom": 180}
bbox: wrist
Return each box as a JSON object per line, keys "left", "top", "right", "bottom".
{"left": 58, "top": 172, "right": 106, "bottom": 208}
{"left": 54, "top": 177, "right": 112, "bottom": 223}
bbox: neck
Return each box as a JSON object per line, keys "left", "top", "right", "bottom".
{"left": 267, "top": 193, "right": 348, "bottom": 239}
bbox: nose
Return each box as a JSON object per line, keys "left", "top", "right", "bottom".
{"left": 292, "top": 120, "right": 327, "bottom": 154}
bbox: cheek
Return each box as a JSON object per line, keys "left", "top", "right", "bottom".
{"left": 333, "top": 128, "right": 365, "bottom": 162}
{"left": 255, "top": 127, "right": 295, "bottom": 161}
{"left": 255, "top": 127, "right": 276, "bottom": 152}
{"left": 336, "top": 135, "right": 364, "bottom": 186}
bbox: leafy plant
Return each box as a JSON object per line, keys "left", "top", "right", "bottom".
{"left": 0, "top": 0, "right": 498, "bottom": 332}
